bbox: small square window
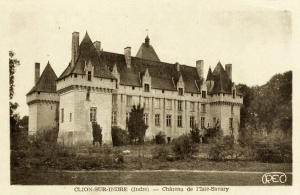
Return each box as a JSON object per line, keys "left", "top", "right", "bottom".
{"left": 132, "top": 86, "right": 135, "bottom": 90}
{"left": 74, "top": 74, "right": 77, "bottom": 78}
{"left": 202, "top": 90, "right": 207, "bottom": 98}
{"left": 179, "top": 88, "right": 183, "bottom": 96}
{"left": 144, "top": 83, "right": 150, "bottom": 92}
{"left": 87, "top": 71, "right": 92, "bottom": 81}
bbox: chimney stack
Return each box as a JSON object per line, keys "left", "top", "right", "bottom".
{"left": 124, "top": 47, "right": 131, "bottom": 68}
{"left": 93, "top": 41, "right": 101, "bottom": 56}
{"left": 225, "top": 64, "right": 232, "bottom": 80}
{"left": 72, "top": 32, "right": 79, "bottom": 66}
{"left": 196, "top": 60, "right": 204, "bottom": 80}
{"left": 35, "top": 62, "right": 40, "bottom": 85}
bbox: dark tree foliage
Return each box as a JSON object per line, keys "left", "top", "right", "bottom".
{"left": 155, "top": 131, "right": 166, "bottom": 144}
{"left": 111, "top": 126, "right": 129, "bottom": 146}
{"left": 172, "top": 134, "right": 198, "bottom": 160}
{"left": 190, "top": 126, "right": 201, "bottom": 144}
{"left": 9, "top": 51, "right": 23, "bottom": 149}
{"left": 127, "top": 104, "right": 148, "bottom": 144}
{"left": 92, "top": 122, "right": 102, "bottom": 146}
{"left": 237, "top": 71, "right": 292, "bottom": 134}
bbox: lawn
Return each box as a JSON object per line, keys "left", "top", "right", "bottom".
{"left": 11, "top": 143, "right": 292, "bottom": 185}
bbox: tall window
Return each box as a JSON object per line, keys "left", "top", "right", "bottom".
{"left": 155, "top": 114, "right": 160, "bottom": 126}
{"left": 61, "top": 108, "right": 64, "bottom": 123}
{"left": 178, "top": 101, "right": 183, "bottom": 111}
{"left": 126, "top": 96, "right": 132, "bottom": 107}
{"left": 190, "top": 116, "right": 195, "bottom": 128}
{"left": 177, "top": 115, "right": 183, "bottom": 127}
{"left": 166, "top": 99, "right": 172, "bottom": 110}
{"left": 190, "top": 102, "right": 195, "bottom": 112}
{"left": 229, "top": 118, "right": 233, "bottom": 129}
{"left": 144, "top": 83, "right": 150, "bottom": 92}
{"left": 70, "top": 113, "right": 72, "bottom": 122}
{"left": 143, "top": 113, "right": 149, "bottom": 125}
{"left": 112, "top": 111, "right": 117, "bottom": 125}
{"left": 144, "top": 97, "right": 150, "bottom": 108}
{"left": 178, "top": 88, "right": 183, "bottom": 96}
{"left": 233, "top": 90, "right": 236, "bottom": 98}
{"left": 87, "top": 71, "right": 92, "bottom": 81}
{"left": 126, "top": 112, "right": 130, "bottom": 121}
{"left": 201, "top": 104, "right": 206, "bottom": 113}
{"left": 112, "top": 94, "right": 117, "bottom": 106}
{"left": 231, "top": 105, "right": 234, "bottom": 114}
{"left": 202, "top": 90, "right": 207, "bottom": 98}
{"left": 201, "top": 117, "right": 205, "bottom": 128}
{"left": 86, "top": 89, "right": 90, "bottom": 100}
{"left": 155, "top": 98, "right": 160, "bottom": 109}
{"left": 90, "top": 107, "right": 97, "bottom": 122}
{"left": 166, "top": 115, "right": 172, "bottom": 127}
{"left": 213, "top": 117, "right": 217, "bottom": 126}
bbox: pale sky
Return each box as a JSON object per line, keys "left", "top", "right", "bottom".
{"left": 7, "top": 1, "right": 294, "bottom": 117}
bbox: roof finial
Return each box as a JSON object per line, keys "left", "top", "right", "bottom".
{"left": 145, "top": 29, "right": 150, "bottom": 46}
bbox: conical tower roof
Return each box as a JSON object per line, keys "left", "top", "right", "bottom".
{"left": 27, "top": 61, "right": 57, "bottom": 95}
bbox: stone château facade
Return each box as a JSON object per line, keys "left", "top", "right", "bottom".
{"left": 26, "top": 31, "right": 243, "bottom": 145}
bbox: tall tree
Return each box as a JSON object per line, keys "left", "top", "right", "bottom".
{"left": 9, "top": 51, "right": 21, "bottom": 149}
{"left": 127, "top": 104, "right": 148, "bottom": 144}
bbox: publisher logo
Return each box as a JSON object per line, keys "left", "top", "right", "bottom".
{"left": 262, "top": 172, "right": 287, "bottom": 184}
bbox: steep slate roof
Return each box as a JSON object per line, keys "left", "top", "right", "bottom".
{"left": 210, "top": 62, "right": 233, "bottom": 94}
{"left": 27, "top": 62, "right": 57, "bottom": 95}
{"left": 135, "top": 36, "right": 160, "bottom": 62}
{"left": 58, "top": 32, "right": 116, "bottom": 80}
{"left": 206, "top": 67, "right": 214, "bottom": 81}
{"left": 102, "top": 52, "right": 202, "bottom": 93}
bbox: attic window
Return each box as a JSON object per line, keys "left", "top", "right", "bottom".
{"left": 88, "top": 71, "right": 92, "bottom": 81}
{"left": 38, "top": 92, "right": 40, "bottom": 94}
{"left": 191, "top": 93, "right": 193, "bottom": 97}
{"left": 111, "top": 79, "right": 113, "bottom": 82}
{"left": 162, "top": 89, "right": 165, "bottom": 93}
{"left": 144, "top": 83, "right": 150, "bottom": 92}
{"left": 178, "top": 88, "right": 183, "bottom": 96}
{"left": 132, "top": 86, "right": 135, "bottom": 90}
{"left": 74, "top": 74, "right": 77, "bottom": 78}
{"left": 201, "top": 90, "right": 207, "bottom": 98}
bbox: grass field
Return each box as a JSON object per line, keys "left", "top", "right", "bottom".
{"left": 11, "top": 143, "right": 292, "bottom": 185}
{"left": 11, "top": 169, "right": 292, "bottom": 185}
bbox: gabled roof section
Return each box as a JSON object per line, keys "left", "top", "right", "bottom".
{"left": 27, "top": 62, "right": 57, "bottom": 95}
{"left": 58, "top": 32, "right": 116, "bottom": 80}
{"left": 136, "top": 36, "right": 160, "bottom": 62}
{"left": 210, "top": 61, "right": 233, "bottom": 94}
{"left": 102, "top": 51, "right": 202, "bottom": 93}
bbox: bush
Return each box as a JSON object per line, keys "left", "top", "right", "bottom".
{"left": 92, "top": 122, "right": 102, "bottom": 146}
{"left": 111, "top": 126, "right": 129, "bottom": 146}
{"left": 208, "top": 135, "right": 242, "bottom": 161}
{"left": 190, "top": 126, "right": 201, "bottom": 143}
{"left": 152, "top": 146, "right": 170, "bottom": 160}
{"left": 155, "top": 131, "right": 166, "bottom": 144}
{"left": 172, "top": 134, "right": 198, "bottom": 160}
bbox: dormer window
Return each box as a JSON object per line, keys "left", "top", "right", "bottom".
{"left": 178, "top": 88, "right": 183, "bottom": 96}
{"left": 144, "top": 83, "right": 150, "bottom": 92}
{"left": 87, "top": 71, "right": 92, "bottom": 81}
{"left": 202, "top": 90, "right": 207, "bottom": 98}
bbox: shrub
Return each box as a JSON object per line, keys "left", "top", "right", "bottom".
{"left": 208, "top": 135, "right": 243, "bottom": 161}
{"left": 172, "top": 134, "right": 198, "bottom": 160}
{"left": 152, "top": 146, "right": 170, "bottom": 160}
{"left": 155, "top": 131, "right": 166, "bottom": 144}
{"left": 111, "top": 126, "right": 129, "bottom": 146}
{"left": 190, "top": 126, "right": 201, "bottom": 143}
{"left": 92, "top": 122, "right": 102, "bottom": 146}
